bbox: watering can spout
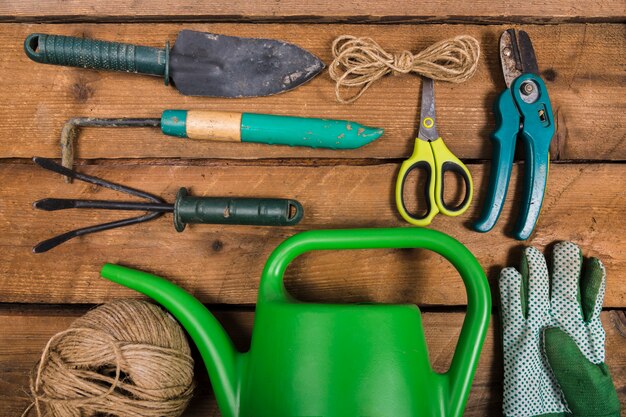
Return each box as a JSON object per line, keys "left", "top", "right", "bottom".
{"left": 100, "top": 263, "right": 240, "bottom": 417}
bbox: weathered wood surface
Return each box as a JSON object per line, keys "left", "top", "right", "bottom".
{"left": 1, "top": 2, "right": 625, "bottom": 414}
{"left": 1, "top": 23, "right": 624, "bottom": 161}
{"left": 1, "top": 161, "right": 624, "bottom": 307}
{"left": 1, "top": 308, "right": 624, "bottom": 416}
{"left": 1, "top": 0, "right": 625, "bottom": 23}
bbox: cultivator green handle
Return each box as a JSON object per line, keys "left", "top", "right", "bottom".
{"left": 24, "top": 33, "right": 169, "bottom": 81}
{"left": 173, "top": 188, "right": 303, "bottom": 232}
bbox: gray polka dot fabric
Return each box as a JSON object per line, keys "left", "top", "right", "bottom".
{"left": 500, "top": 241, "right": 606, "bottom": 417}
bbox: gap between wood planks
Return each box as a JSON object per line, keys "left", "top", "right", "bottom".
{"left": 1, "top": 0, "right": 624, "bottom": 25}
{"left": 2, "top": 15, "right": 625, "bottom": 24}
{"left": 1, "top": 302, "right": 623, "bottom": 315}
{"left": 1, "top": 157, "right": 625, "bottom": 168}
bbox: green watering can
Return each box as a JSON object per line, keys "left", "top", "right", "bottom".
{"left": 101, "top": 228, "right": 491, "bottom": 417}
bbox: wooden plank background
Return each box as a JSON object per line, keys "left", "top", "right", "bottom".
{"left": 1, "top": 1, "right": 625, "bottom": 23}
{"left": 0, "top": 2, "right": 624, "bottom": 416}
{"left": 1, "top": 162, "right": 624, "bottom": 306}
{"left": 2, "top": 308, "right": 625, "bottom": 416}
{"left": 1, "top": 23, "right": 624, "bottom": 161}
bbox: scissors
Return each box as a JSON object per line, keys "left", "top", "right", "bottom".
{"left": 395, "top": 77, "right": 473, "bottom": 226}
{"left": 473, "top": 29, "right": 554, "bottom": 240}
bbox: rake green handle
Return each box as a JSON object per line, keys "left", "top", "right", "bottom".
{"left": 24, "top": 33, "right": 169, "bottom": 81}
{"left": 173, "top": 188, "right": 303, "bottom": 232}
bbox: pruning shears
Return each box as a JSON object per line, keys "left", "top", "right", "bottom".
{"left": 473, "top": 29, "right": 555, "bottom": 240}
{"left": 395, "top": 77, "right": 473, "bottom": 226}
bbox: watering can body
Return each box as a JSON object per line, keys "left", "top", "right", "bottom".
{"left": 102, "top": 228, "right": 491, "bottom": 417}
{"left": 246, "top": 303, "right": 441, "bottom": 417}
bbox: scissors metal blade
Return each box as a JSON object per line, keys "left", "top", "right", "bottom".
{"left": 418, "top": 77, "right": 439, "bottom": 142}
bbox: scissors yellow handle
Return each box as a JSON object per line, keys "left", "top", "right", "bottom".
{"left": 396, "top": 77, "right": 473, "bottom": 226}
{"left": 395, "top": 136, "right": 473, "bottom": 226}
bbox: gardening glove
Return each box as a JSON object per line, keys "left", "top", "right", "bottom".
{"left": 499, "top": 241, "right": 620, "bottom": 417}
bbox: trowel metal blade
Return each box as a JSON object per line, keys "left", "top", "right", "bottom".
{"left": 169, "top": 30, "right": 325, "bottom": 97}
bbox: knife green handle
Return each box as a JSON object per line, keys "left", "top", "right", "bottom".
{"left": 160, "top": 110, "right": 384, "bottom": 150}
{"left": 24, "top": 33, "right": 169, "bottom": 81}
{"left": 173, "top": 188, "right": 303, "bottom": 232}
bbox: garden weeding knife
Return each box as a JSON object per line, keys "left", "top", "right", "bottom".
{"left": 24, "top": 30, "right": 324, "bottom": 97}
{"left": 58, "top": 111, "right": 384, "bottom": 181}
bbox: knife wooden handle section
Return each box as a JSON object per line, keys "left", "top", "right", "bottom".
{"left": 185, "top": 110, "right": 243, "bottom": 142}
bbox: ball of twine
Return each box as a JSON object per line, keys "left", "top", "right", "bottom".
{"left": 329, "top": 35, "right": 481, "bottom": 104}
{"left": 22, "top": 300, "right": 195, "bottom": 417}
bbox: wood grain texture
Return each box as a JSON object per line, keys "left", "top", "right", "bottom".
{"left": 1, "top": 24, "right": 624, "bottom": 161}
{"left": 1, "top": 161, "right": 623, "bottom": 307}
{"left": 1, "top": 4, "right": 625, "bottom": 417}
{"left": 1, "top": 307, "right": 624, "bottom": 416}
{"left": 1, "top": 0, "right": 625, "bottom": 23}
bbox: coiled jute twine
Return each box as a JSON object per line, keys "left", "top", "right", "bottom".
{"left": 22, "top": 300, "right": 195, "bottom": 417}
{"left": 329, "top": 35, "right": 480, "bottom": 104}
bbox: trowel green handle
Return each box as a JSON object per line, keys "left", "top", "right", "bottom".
{"left": 24, "top": 33, "right": 169, "bottom": 82}
{"left": 259, "top": 228, "right": 491, "bottom": 417}
{"left": 173, "top": 188, "right": 303, "bottom": 232}
{"left": 161, "top": 110, "right": 384, "bottom": 150}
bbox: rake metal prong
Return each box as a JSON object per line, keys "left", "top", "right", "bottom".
{"left": 33, "top": 211, "right": 163, "bottom": 253}
{"left": 32, "top": 157, "right": 169, "bottom": 253}
{"left": 33, "top": 157, "right": 165, "bottom": 203}
{"left": 33, "top": 198, "right": 173, "bottom": 212}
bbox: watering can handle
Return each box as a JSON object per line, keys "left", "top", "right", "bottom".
{"left": 259, "top": 227, "right": 491, "bottom": 417}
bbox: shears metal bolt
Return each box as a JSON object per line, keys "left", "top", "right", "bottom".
{"left": 522, "top": 82, "right": 534, "bottom": 95}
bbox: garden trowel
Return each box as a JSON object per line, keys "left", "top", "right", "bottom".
{"left": 24, "top": 30, "right": 324, "bottom": 97}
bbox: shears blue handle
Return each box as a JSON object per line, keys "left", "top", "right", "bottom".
{"left": 474, "top": 73, "right": 554, "bottom": 240}
{"left": 473, "top": 90, "right": 518, "bottom": 233}
{"left": 513, "top": 75, "right": 554, "bottom": 239}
